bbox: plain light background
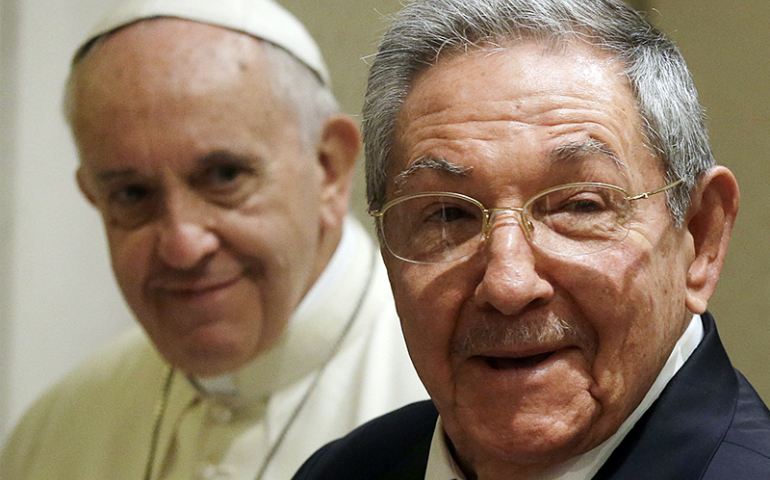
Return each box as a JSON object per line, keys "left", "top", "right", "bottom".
{"left": 1, "top": 0, "right": 768, "bottom": 444}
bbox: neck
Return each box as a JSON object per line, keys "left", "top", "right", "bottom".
{"left": 307, "top": 223, "right": 343, "bottom": 296}
{"left": 451, "top": 443, "right": 555, "bottom": 480}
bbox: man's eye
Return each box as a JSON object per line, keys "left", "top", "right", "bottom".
{"left": 427, "top": 205, "right": 474, "bottom": 223}
{"left": 559, "top": 198, "right": 605, "bottom": 213}
{"left": 535, "top": 189, "right": 613, "bottom": 217}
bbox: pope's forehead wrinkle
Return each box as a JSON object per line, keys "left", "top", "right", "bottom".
{"left": 394, "top": 156, "right": 473, "bottom": 186}
{"left": 92, "top": 149, "right": 261, "bottom": 178}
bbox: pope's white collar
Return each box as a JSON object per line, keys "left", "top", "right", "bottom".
{"left": 193, "top": 219, "right": 361, "bottom": 402}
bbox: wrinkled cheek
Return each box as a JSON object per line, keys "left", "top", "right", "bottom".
{"left": 390, "top": 265, "right": 458, "bottom": 398}
{"left": 559, "top": 250, "right": 654, "bottom": 339}
{"left": 398, "top": 304, "right": 451, "bottom": 389}
{"left": 565, "top": 254, "right": 680, "bottom": 430}
{"left": 388, "top": 264, "right": 434, "bottom": 330}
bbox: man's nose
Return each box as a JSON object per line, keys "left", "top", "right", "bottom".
{"left": 474, "top": 214, "right": 553, "bottom": 315}
{"left": 155, "top": 189, "right": 220, "bottom": 270}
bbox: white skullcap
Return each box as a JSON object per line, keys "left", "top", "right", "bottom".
{"left": 76, "top": 0, "right": 330, "bottom": 86}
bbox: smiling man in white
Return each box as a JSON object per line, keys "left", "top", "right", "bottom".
{"left": 292, "top": 0, "right": 770, "bottom": 479}
{"left": 0, "top": 1, "right": 425, "bottom": 479}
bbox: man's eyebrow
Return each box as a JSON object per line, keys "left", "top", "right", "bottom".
{"left": 393, "top": 141, "right": 622, "bottom": 188}
{"left": 394, "top": 156, "right": 472, "bottom": 187}
{"left": 549, "top": 139, "right": 625, "bottom": 169}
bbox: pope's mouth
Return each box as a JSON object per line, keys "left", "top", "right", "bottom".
{"left": 483, "top": 351, "right": 555, "bottom": 370}
{"left": 156, "top": 277, "right": 241, "bottom": 298}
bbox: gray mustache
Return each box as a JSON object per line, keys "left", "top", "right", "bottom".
{"left": 451, "top": 313, "right": 595, "bottom": 356}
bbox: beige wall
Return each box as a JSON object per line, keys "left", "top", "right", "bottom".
{"left": 1, "top": 0, "right": 136, "bottom": 443}
{"left": 278, "top": 0, "right": 407, "bottom": 224}
{"left": 649, "top": 1, "right": 770, "bottom": 401}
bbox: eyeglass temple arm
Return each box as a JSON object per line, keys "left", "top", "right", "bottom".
{"left": 626, "top": 179, "right": 684, "bottom": 201}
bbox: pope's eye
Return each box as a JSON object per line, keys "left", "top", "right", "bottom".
{"left": 111, "top": 184, "right": 150, "bottom": 204}
{"left": 193, "top": 159, "right": 261, "bottom": 208}
{"left": 210, "top": 165, "right": 243, "bottom": 183}
{"left": 102, "top": 182, "right": 157, "bottom": 229}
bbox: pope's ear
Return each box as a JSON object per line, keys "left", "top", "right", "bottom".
{"left": 316, "top": 114, "right": 361, "bottom": 229}
{"left": 76, "top": 167, "right": 98, "bottom": 206}
{"left": 684, "top": 166, "right": 740, "bottom": 314}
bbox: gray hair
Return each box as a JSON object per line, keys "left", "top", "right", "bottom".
{"left": 261, "top": 41, "right": 339, "bottom": 149}
{"left": 363, "top": 0, "right": 714, "bottom": 224}
{"left": 63, "top": 20, "right": 338, "bottom": 151}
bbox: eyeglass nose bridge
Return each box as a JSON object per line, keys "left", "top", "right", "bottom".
{"left": 481, "top": 206, "right": 534, "bottom": 239}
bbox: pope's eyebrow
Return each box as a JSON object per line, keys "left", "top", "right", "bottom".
{"left": 93, "top": 168, "right": 141, "bottom": 184}
{"left": 90, "top": 150, "right": 263, "bottom": 185}
{"left": 196, "top": 150, "right": 259, "bottom": 170}
{"left": 190, "top": 150, "right": 267, "bottom": 186}
{"left": 393, "top": 156, "right": 473, "bottom": 187}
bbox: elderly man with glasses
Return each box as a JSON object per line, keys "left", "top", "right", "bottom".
{"left": 293, "top": 0, "right": 770, "bottom": 479}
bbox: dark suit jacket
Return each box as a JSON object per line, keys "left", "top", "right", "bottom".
{"left": 293, "top": 312, "right": 770, "bottom": 479}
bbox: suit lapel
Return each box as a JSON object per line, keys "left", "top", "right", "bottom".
{"left": 380, "top": 430, "right": 434, "bottom": 480}
{"left": 595, "top": 312, "right": 738, "bottom": 479}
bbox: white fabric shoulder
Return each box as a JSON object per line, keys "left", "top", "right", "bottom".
{"left": 0, "top": 326, "right": 172, "bottom": 480}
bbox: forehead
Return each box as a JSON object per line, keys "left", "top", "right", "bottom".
{"left": 392, "top": 40, "right": 654, "bottom": 191}
{"left": 70, "top": 18, "right": 298, "bottom": 173}
{"left": 76, "top": 18, "right": 270, "bottom": 97}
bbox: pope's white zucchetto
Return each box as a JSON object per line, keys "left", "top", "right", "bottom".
{"left": 74, "top": 0, "right": 330, "bottom": 86}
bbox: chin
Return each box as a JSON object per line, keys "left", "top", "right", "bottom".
{"left": 447, "top": 400, "right": 601, "bottom": 470}
{"left": 173, "top": 347, "right": 250, "bottom": 377}
{"left": 451, "top": 428, "right": 589, "bottom": 476}
{"left": 164, "top": 331, "right": 260, "bottom": 377}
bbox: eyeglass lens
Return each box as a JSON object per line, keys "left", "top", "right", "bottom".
{"left": 380, "top": 185, "right": 635, "bottom": 263}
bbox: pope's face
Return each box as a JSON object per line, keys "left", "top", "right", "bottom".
{"left": 385, "top": 41, "right": 696, "bottom": 476}
{"left": 73, "top": 20, "right": 330, "bottom": 377}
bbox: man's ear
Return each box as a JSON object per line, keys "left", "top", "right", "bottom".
{"left": 76, "top": 167, "right": 98, "bottom": 206}
{"left": 684, "top": 166, "right": 740, "bottom": 314}
{"left": 316, "top": 114, "right": 361, "bottom": 229}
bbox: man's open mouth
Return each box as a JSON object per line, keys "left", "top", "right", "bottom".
{"left": 484, "top": 351, "right": 555, "bottom": 370}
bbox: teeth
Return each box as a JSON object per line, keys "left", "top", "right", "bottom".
{"left": 486, "top": 352, "right": 553, "bottom": 370}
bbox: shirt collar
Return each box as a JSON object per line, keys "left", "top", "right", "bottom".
{"left": 192, "top": 218, "right": 367, "bottom": 407}
{"left": 425, "top": 314, "right": 705, "bottom": 480}
{"left": 425, "top": 416, "right": 467, "bottom": 480}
